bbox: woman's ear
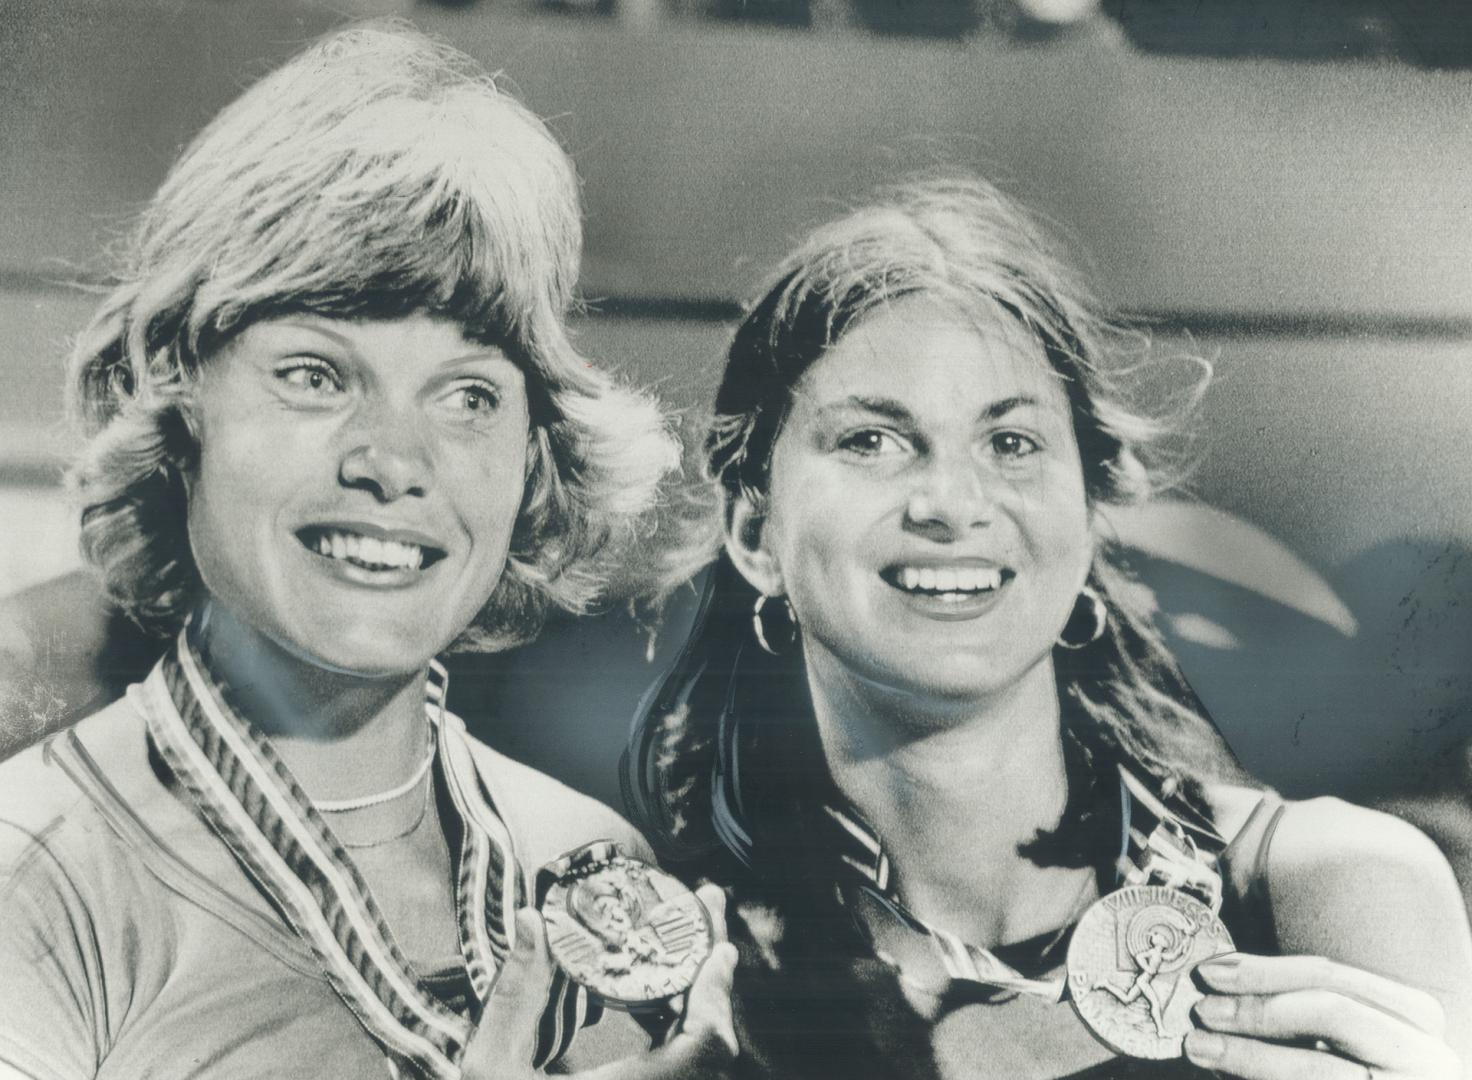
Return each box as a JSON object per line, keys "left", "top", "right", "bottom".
{"left": 724, "top": 491, "right": 785, "bottom": 597}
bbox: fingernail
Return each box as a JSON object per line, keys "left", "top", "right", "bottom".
{"left": 1195, "top": 955, "right": 1241, "bottom": 987}
{"left": 1193, "top": 995, "right": 1235, "bottom": 1025}
{"left": 1183, "top": 1030, "right": 1225, "bottom": 1065}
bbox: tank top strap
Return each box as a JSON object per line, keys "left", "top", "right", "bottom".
{"left": 1216, "top": 790, "right": 1290, "bottom": 956}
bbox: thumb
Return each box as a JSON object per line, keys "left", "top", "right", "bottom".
{"left": 461, "top": 908, "right": 556, "bottom": 1079}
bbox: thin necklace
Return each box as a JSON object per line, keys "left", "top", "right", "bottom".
{"left": 316, "top": 728, "right": 437, "bottom": 813}
{"left": 339, "top": 780, "right": 435, "bottom": 849}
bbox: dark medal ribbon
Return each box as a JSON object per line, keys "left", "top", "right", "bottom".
{"left": 825, "top": 766, "right": 1232, "bottom": 1020}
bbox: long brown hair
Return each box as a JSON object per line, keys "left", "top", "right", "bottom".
{"left": 626, "top": 174, "right": 1242, "bottom": 879}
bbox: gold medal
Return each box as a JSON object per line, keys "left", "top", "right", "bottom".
{"left": 1066, "top": 884, "right": 1233, "bottom": 1058}
{"left": 541, "top": 848, "right": 713, "bottom": 1010}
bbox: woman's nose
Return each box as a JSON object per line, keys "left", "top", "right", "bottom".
{"left": 338, "top": 406, "right": 432, "bottom": 502}
{"left": 903, "top": 455, "right": 995, "bottom": 538}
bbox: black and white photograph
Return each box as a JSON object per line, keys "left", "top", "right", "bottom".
{"left": 2, "top": 1, "right": 1471, "bottom": 1076}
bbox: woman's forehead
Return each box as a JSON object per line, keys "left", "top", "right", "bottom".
{"left": 221, "top": 312, "right": 521, "bottom": 370}
{"left": 793, "top": 296, "right": 1069, "bottom": 417}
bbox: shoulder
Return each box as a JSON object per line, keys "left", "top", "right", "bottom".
{"left": 0, "top": 697, "right": 149, "bottom": 870}
{"left": 0, "top": 571, "right": 159, "bottom": 760}
{"left": 1239, "top": 792, "right": 1472, "bottom": 1054}
{"left": 0, "top": 698, "right": 167, "bottom": 977}
{"left": 1259, "top": 793, "right": 1461, "bottom": 907}
{"left": 1204, "top": 782, "right": 1463, "bottom": 928}
{"left": 1215, "top": 787, "right": 1472, "bottom": 1002}
{"left": 0, "top": 700, "right": 136, "bottom": 838}
{"left": 462, "top": 730, "right": 654, "bottom": 871}
{"left": 1200, "top": 781, "right": 1273, "bottom": 843}
{"left": 0, "top": 702, "right": 169, "bottom": 1077}
{"left": 1202, "top": 781, "right": 1455, "bottom": 890}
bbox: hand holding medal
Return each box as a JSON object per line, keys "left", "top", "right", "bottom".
{"left": 461, "top": 842, "right": 737, "bottom": 1079}
{"left": 1065, "top": 883, "right": 1235, "bottom": 1058}
{"left": 1067, "top": 775, "right": 1461, "bottom": 1078}
{"left": 540, "top": 843, "right": 717, "bottom": 1012}
{"left": 1181, "top": 953, "right": 1460, "bottom": 1080}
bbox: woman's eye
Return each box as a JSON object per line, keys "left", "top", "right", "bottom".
{"left": 447, "top": 383, "right": 501, "bottom": 417}
{"left": 837, "top": 429, "right": 905, "bottom": 457}
{"left": 276, "top": 360, "right": 341, "bottom": 396}
{"left": 991, "top": 431, "right": 1040, "bottom": 458}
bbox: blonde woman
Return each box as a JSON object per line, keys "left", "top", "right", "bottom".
{"left": 0, "top": 25, "right": 734, "bottom": 1080}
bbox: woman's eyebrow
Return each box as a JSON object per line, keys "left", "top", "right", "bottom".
{"left": 812, "top": 395, "right": 915, "bottom": 423}
{"left": 265, "top": 318, "right": 354, "bottom": 346}
{"left": 980, "top": 394, "right": 1043, "bottom": 421}
{"left": 437, "top": 347, "right": 515, "bottom": 370}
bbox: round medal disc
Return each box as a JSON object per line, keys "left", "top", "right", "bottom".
{"left": 541, "top": 853, "right": 713, "bottom": 1010}
{"left": 1065, "top": 885, "right": 1234, "bottom": 1059}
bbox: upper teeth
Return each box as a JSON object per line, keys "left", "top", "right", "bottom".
{"left": 315, "top": 529, "right": 425, "bottom": 571}
{"left": 896, "top": 566, "right": 1001, "bottom": 592}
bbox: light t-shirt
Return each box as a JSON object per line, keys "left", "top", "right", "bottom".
{"left": 0, "top": 696, "right": 649, "bottom": 1079}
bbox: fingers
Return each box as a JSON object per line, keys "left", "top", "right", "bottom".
{"left": 461, "top": 908, "right": 555, "bottom": 1079}
{"left": 1185, "top": 1028, "right": 1463, "bottom": 1080}
{"left": 632, "top": 944, "right": 739, "bottom": 1080}
{"left": 1190, "top": 954, "right": 1462, "bottom": 1080}
{"left": 1184, "top": 1030, "right": 1377, "bottom": 1080}
{"left": 680, "top": 942, "right": 740, "bottom": 1060}
{"left": 695, "top": 883, "right": 730, "bottom": 945}
{"left": 1193, "top": 989, "right": 1459, "bottom": 1077}
{"left": 666, "top": 886, "right": 730, "bottom": 1024}
{"left": 1196, "top": 954, "right": 1446, "bottom": 1036}
{"left": 594, "top": 946, "right": 739, "bottom": 1080}
{"left": 688, "top": 885, "right": 735, "bottom": 1055}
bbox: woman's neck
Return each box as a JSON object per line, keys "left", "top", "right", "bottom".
{"left": 806, "top": 647, "right": 1090, "bottom": 946}
{"left": 194, "top": 602, "right": 434, "bottom": 804}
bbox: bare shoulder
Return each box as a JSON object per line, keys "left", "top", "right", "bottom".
{"left": 462, "top": 731, "right": 653, "bottom": 871}
{"left": 1215, "top": 786, "right": 1472, "bottom": 1030}
{"left": 1202, "top": 782, "right": 1454, "bottom": 887}
{"left": 1263, "top": 793, "right": 1460, "bottom": 896}
{"left": 1199, "top": 781, "right": 1274, "bottom": 842}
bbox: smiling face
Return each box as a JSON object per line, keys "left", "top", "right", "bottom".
{"left": 185, "top": 313, "right": 530, "bottom": 677}
{"left": 727, "top": 297, "right": 1095, "bottom": 708}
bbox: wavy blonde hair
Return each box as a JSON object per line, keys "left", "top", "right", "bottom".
{"left": 67, "top": 22, "right": 677, "bottom": 650}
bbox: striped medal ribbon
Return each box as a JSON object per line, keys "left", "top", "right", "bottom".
{"left": 828, "top": 765, "right": 1227, "bottom": 1002}
{"left": 134, "top": 630, "right": 591, "bottom": 1078}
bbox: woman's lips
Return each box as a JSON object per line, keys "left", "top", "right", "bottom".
{"left": 880, "top": 562, "right": 1014, "bottom": 619}
{"left": 888, "top": 564, "right": 1004, "bottom": 593}
{"left": 294, "top": 524, "right": 448, "bottom": 587}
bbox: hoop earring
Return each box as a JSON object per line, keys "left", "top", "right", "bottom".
{"left": 1057, "top": 586, "right": 1107, "bottom": 650}
{"left": 752, "top": 594, "right": 797, "bottom": 656}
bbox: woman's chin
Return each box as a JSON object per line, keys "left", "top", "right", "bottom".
{"left": 267, "top": 622, "right": 446, "bottom": 681}
{"left": 854, "top": 652, "right": 1044, "bottom": 711}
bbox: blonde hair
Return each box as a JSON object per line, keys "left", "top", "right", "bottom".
{"left": 68, "top": 22, "right": 677, "bottom": 649}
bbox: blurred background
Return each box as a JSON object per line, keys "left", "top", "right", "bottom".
{"left": 2, "top": 0, "right": 1471, "bottom": 814}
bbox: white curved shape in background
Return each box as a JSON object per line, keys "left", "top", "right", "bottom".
{"left": 1103, "top": 500, "right": 1358, "bottom": 639}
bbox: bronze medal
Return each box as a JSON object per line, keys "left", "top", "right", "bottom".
{"left": 541, "top": 851, "right": 713, "bottom": 1010}
{"left": 1065, "top": 884, "right": 1234, "bottom": 1058}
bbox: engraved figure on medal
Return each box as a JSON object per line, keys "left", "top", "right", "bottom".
{"left": 542, "top": 854, "right": 713, "bottom": 1009}
{"left": 1066, "top": 885, "right": 1234, "bottom": 1058}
